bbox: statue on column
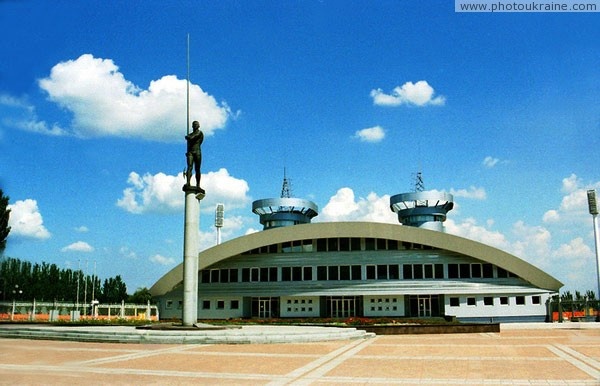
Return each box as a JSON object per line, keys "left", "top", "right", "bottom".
{"left": 185, "top": 120, "right": 205, "bottom": 194}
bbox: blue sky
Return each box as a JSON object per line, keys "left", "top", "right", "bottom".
{"left": 1, "top": 1, "right": 598, "bottom": 294}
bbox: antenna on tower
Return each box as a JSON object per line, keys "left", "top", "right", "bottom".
{"left": 412, "top": 171, "right": 425, "bottom": 192}
{"left": 281, "top": 167, "right": 292, "bottom": 198}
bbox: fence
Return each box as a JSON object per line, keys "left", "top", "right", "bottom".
{"left": 546, "top": 299, "right": 599, "bottom": 322}
{"left": 0, "top": 300, "right": 159, "bottom": 322}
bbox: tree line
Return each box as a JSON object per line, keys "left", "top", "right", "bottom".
{"left": 0, "top": 257, "right": 130, "bottom": 304}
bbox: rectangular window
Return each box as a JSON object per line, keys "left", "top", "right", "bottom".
{"left": 388, "top": 239, "right": 398, "bottom": 250}
{"left": 351, "top": 237, "right": 361, "bottom": 251}
{"left": 202, "top": 300, "right": 210, "bottom": 309}
{"left": 230, "top": 300, "right": 239, "bottom": 309}
{"left": 328, "top": 266, "right": 339, "bottom": 280}
{"left": 211, "top": 269, "right": 220, "bottom": 283}
{"left": 460, "top": 264, "right": 471, "bottom": 278}
{"left": 317, "top": 266, "right": 327, "bottom": 280}
{"left": 251, "top": 267, "right": 259, "bottom": 282}
{"left": 339, "top": 237, "right": 350, "bottom": 251}
{"left": 229, "top": 268, "right": 238, "bottom": 282}
{"left": 365, "top": 238, "right": 375, "bottom": 250}
{"left": 166, "top": 300, "right": 173, "bottom": 309}
{"left": 377, "top": 265, "right": 388, "bottom": 280}
{"left": 216, "top": 300, "right": 225, "bottom": 309}
{"left": 340, "top": 265, "right": 350, "bottom": 280}
{"left": 220, "top": 269, "right": 229, "bottom": 283}
{"left": 435, "top": 264, "right": 444, "bottom": 279}
{"left": 303, "top": 266, "right": 312, "bottom": 281}
{"left": 328, "top": 238, "right": 338, "bottom": 251}
{"left": 317, "top": 238, "right": 327, "bottom": 252}
{"left": 532, "top": 296, "right": 541, "bottom": 305}
{"left": 241, "top": 268, "right": 250, "bottom": 282}
{"left": 282, "top": 267, "right": 292, "bottom": 281}
{"left": 200, "top": 270, "right": 210, "bottom": 283}
{"left": 467, "top": 297, "right": 476, "bottom": 306}
{"left": 516, "top": 296, "right": 525, "bottom": 305}
{"left": 403, "top": 264, "right": 413, "bottom": 279}
{"left": 377, "top": 238, "right": 387, "bottom": 250}
{"left": 413, "top": 264, "right": 423, "bottom": 279}
{"left": 448, "top": 264, "right": 459, "bottom": 278}
{"left": 366, "top": 265, "right": 376, "bottom": 280}
{"left": 471, "top": 264, "right": 482, "bottom": 278}
{"left": 497, "top": 267, "right": 509, "bottom": 278}
{"left": 450, "top": 297, "right": 460, "bottom": 307}
{"left": 483, "top": 297, "right": 493, "bottom": 306}
{"left": 482, "top": 264, "right": 493, "bottom": 278}
{"left": 389, "top": 264, "right": 399, "bottom": 280}
{"left": 500, "top": 296, "right": 509, "bottom": 305}
{"left": 260, "top": 267, "right": 269, "bottom": 282}
{"left": 269, "top": 267, "right": 278, "bottom": 282}
{"left": 292, "top": 266, "right": 302, "bottom": 281}
{"left": 351, "top": 265, "right": 361, "bottom": 280}
{"left": 424, "top": 264, "right": 433, "bottom": 279}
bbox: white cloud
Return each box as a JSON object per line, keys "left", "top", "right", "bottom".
{"left": 370, "top": 81, "right": 445, "bottom": 107}
{"left": 7, "top": 199, "right": 51, "bottom": 240}
{"left": 543, "top": 174, "right": 600, "bottom": 225}
{"left": 37, "top": 54, "right": 233, "bottom": 141}
{"left": 0, "top": 93, "right": 67, "bottom": 136}
{"left": 445, "top": 218, "right": 511, "bottom": 251}
{"left": 75, "top": 225, "right": 89, "bottom": 233}
{"left": 61, "top": 241, "right": 94, "bottom": 253}
{"left": 354, "top": 126, "right": 385, "bottom": 143}
{"left": 149, "top": 254, "right": 176, "bottom": 266}
{"left": 448, "top": 186, "right": 487, "bottom": 200}
{"left": 117, "top": 168, "right": 250, "bottom": 215}
{"left": 319, "top": 188, "right": 397, "bottom": 224}
{"left": 542, "top": 209, "right": 560, "bottom": 223}
{"left": 482, "top": 156, "right": 499, "bottom": 168}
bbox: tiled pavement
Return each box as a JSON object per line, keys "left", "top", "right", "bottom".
{"left": 0, "top": 323, "right": 599, "bottom": 385}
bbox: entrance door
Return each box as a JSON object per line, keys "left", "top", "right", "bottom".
{"left": 418, "top": 296, "right": 431, "bottom": 317}
{"left": 258, "top": 298, "right": 270, "bottom": 318}
{"left": 328, "top": 296, "right": 356, "bottom": 318}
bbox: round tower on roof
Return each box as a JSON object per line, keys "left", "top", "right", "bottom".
{"left": 252, "top": 169, "right": 318, "bottom": 230}
{"left": 389, "top": 173, "right": 454, "bottom": 232}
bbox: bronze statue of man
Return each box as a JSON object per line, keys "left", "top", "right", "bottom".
{"left": 185, "top": 120, "right": 204, "bottom": 192}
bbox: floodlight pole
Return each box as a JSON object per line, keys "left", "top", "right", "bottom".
{"left": 587, "top": 189, "right": 600, "bottom": 321}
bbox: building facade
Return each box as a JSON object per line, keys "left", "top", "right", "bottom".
{"left": 150, "top": 221, "right": 562, "bottom": 322}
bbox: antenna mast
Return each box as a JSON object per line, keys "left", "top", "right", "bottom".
{"left": 281, "top": 167, "right": 292, "bottom": 198}
{"left": 186, "top": 33, "right": 190, "bottom": 135}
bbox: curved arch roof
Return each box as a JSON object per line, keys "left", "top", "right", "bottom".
{"left": 149, "top": 222, "right": 562, "bottom": 296}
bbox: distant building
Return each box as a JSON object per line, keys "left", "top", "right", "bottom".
{"left": 150, "top": 177, "right": 562, "bottom": 322}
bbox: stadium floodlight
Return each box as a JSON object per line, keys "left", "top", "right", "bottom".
{"left": 588, "top": 189, "right": 598, "bottom": 215}
{"left": 587, "top": 189, "right": 600, "bottom": 321}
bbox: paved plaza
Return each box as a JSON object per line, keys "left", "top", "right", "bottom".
{"left": 0, "top": 323, "right": 599, "bottom": 385}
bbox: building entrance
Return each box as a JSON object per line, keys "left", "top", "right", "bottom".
{"left": 407, "top": 295, "right": 440, "bottom": 317}
{"left": 326, "top": 296, "right": 361, "bottom": 318}
{"left": 251, "top": 297, "right": 279, "bottom": 318}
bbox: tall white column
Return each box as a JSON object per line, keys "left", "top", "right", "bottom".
{"left": 182, "top": 188, "right": 203, "bottom": 326}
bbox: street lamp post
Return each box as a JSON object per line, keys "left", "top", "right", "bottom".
{"left": 586, "top": 189, "right": 600, "bottom": 322}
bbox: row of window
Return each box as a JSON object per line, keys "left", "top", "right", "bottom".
{"left": 242, "top": 238, "right": 433, "bottom": 255}
{"left": 200, "top": 263, "right": 518, "bottom": 284}
{"left": 185, "top": 295, "right": 543, "bottom": 312}
{"left": 449, "top": 295, "right": 541, "bottom": 307}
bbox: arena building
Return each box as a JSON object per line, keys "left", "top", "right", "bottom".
{"left": 150, "top": 177, "right": 562, "bottom": 322}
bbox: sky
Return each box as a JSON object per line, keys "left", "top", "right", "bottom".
{"left": 1, "top": 1, "right": 599, "bottom": 295}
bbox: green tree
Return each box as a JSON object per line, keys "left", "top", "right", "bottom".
{"left": 0, "top": 189, "right": 10, "bottom": 255}
{"left": 101, "top": 275, "right": 128, "bottom": 303}
{"left": 127, "top": 287, "right": 153, "bottom": 304}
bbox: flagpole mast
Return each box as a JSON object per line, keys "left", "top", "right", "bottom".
{"left": 186, "top": 33, "right": 190, "bottom": 135}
